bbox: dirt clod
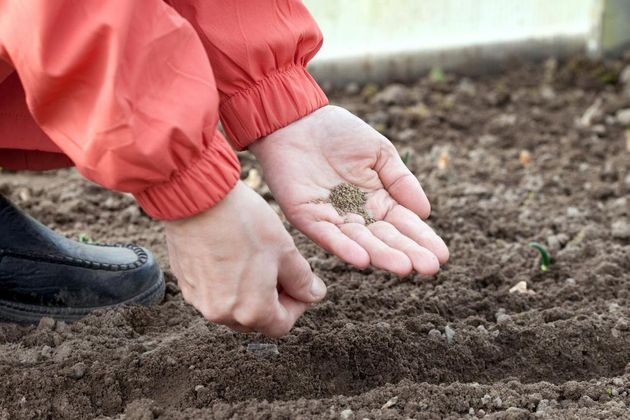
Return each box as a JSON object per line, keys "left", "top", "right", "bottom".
{"left": 329, "top": 183, "right": 375, "bottom": 224}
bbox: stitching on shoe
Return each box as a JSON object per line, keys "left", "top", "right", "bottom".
{"left": 0, "top": 244, "right": 147, "bottom": 271}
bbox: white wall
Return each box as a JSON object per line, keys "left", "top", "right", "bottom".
{"left": 303, "top": 0, "right": 602, "bottom": 83}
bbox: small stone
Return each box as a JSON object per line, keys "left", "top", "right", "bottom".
{"left": 444, "top": 325, "right": 456, "bottom": 345}
{"left": 509, "top": 281, "right": 528, "bottom": 294}
{"left": 340, "top": 408, "right": 354, "bottom": 419}
{"left": 493, "top": 396, "right": 503, "bottom": 408}
{"left": 194, "top": 385, "right": 205, "bottom": 392}
{"left": 67, "top": 362, "right": 87, "bottom": 379}
{"left": 613, "top": 378, "right": 624, "bottom": 387}
{"left": 371, "top": 84, "right": 410, "bottom": 105}
{"left": 481, "top": 394, "right": 493, "bottom": 406}
{"left": 565, "top": 278, "right": 576, "bottom": 286}
{"left": 345, "top": 82, "right": 360, "bottom": 95}
{"left": 477, "top": 325, "right": 488, "bottom": 334}
{"left": 381, "top": 396, "right": 398, "bottom": 409}
{"left": 566, "top": 207, "right": 580, "bottom": 218}
{"left": 246, "top": 343, "right": 279, "bottom": 357}
{"left": 536, "top": 399, "right": 550, "bottom": 413}
{"left": 616, "top": 109, "right": 630, "bottom": 126}
{"left": 579, "top": 395, "right": 595, "bottom": 408}
{"left": 40, "top": 345, "right": 53, "bottom": 358}
{"left": 609, "top": 303, "right": 621, "bottom": 313}
{"left": 428, "top": 329, "right": 442, "bottom": 339}
{"left": 611, "top": 219, "right": 630, "bottom": 239}
{"left": 165, "top": 356, "right": 177, "bottom": 366}
{"left": 615, "top": 319, "right": 629, "bottom": 331}
{"left": 469, "top": 408, "right": 475, "bottom": 415}
{"left": 37, "top": 317, "right": 56, "bottom": 331}
{"left": 496, "top": 313, "right": 512, "bottom": 324}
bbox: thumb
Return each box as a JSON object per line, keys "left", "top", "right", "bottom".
{"left": 278, "top": 249, "right": 327, "bottom": 303}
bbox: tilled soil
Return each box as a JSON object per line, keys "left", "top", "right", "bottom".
{"left": 1, "top": 55, "right": 630, "bottom": 419}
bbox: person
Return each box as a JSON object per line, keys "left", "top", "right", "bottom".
{"left": 0, "top": 1, "right": 449, "bottom": 336}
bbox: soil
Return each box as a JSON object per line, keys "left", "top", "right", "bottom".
{"left": 329, "top": 183, "right": 375, "bottom": 224}
{"left": 1, "top": 55, "right": 630, "bottom": 419}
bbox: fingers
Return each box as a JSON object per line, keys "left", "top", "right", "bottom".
{"left": 303, "top": 220, "right": 370, "bottom": 269}
{"left": 385, "top": 206, "right": 449, "bottom": 264}
{"left": 233, "top": 290, "right": 309, "bottom": 337}
{"left": 368, "top": 221, "right": 440, "bottom": 276}
{"left": 278, "top": 249, "right": 327, "bottom": 303}
{"left": 375, "top": 141, "right": 431, "bottom": 219}
{"left": 339, "top": 223, "right": 412, "bottom": 276}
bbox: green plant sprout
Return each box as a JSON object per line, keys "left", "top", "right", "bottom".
{"left": 528, "top": 242, "right": 551, "bottom": 272}
{"left": 429, "top": 67, "right": 446, "bottom": 83}
{"left": 79, "top": 233, "right": 93, "bottom": 244}
{"left": 401, "top": 150, "right": 412, "bottom": 167}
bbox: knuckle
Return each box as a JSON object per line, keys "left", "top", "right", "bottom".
{"left": 199, "top": 300, "right": 232, "bottom": 324}
{"left": 233, "top": 303, "right": 274, "bottom": 328}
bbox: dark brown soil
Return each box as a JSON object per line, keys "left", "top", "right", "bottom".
{"left": 1, "top": 55, "right": 630, "bottom": 419}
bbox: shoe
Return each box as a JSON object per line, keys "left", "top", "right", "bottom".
{"left": 0, "top": 194, "right": 165, "bottom": 323}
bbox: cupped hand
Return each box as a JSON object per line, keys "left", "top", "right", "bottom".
{"left": 250, "top": 105, "right": 449, "bottom": 277}
{"left": 164, "top": 181, "right": 326, "bottom": 337}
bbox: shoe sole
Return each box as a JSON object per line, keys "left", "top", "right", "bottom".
{"left": 0, "top": 271, "right": 165, "bottom": 324}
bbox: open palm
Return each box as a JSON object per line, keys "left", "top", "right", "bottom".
{"left": 250, "top": 105, "right": 448, "bottom": 276}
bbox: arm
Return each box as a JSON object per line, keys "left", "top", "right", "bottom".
{"left": 165, "top": 0, "right": 328, "bottom": 150}
{"left": 0, "top": 0, "right": 324, "bottom": 336}
{"left": 0, "top": 0, "right": 239, "bottom": 220}
{"left": 166, "top": 1, "right": 449, "bottom": 275}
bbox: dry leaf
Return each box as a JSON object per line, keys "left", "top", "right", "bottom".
{"left": 519, "top": 150, "right": 532, "bottom": 167}
{"left": 244, "top": 168, "right": 262, "bottom": 190}
{"left": 437, "top": 151, "right": 450, "bottom": 170}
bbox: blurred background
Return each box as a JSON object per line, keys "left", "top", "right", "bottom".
{"left": 304, "top": 0, "right": 630, "bottom": 86}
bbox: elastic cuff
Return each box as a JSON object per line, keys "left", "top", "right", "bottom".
{"left": 134, "top": 131, "right": 240, "bottom": 220}
{"left": 220, "top": 65, "right": 329, "bottom": 150}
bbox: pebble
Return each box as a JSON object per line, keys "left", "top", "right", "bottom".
{"left": 381, "top": 396, "right": 398, "bottom": 409}
{"left": 40, "top": 345, "right": 53, "bottom": 358}
{"left": 194, "top": 385, "right": 205, "bottom": 392}
{"left": 340, "top": 408, "right": 354, "bottom": 419}
{"left": 616, "top": 109, "right": 630, "bottom": 126}
{"left": 613, "top": 378, "right": 624, "bottom": 387}
{"left": 481, "top": 394, "right": 493, "bottom": 406}
{"left": 566, "top": 207, "right": 580, "bottom": 218}
{"left": 428, "top": 329, "right": 443, "bottom": 339}
{"left": 37, "top": 317, "right": 56, "bottom": 331}
{"left": 246, "top": 343, "right": 279, "bottom": 357}
{"left": 615, "top": 319, "right": 629, "bottom": 331}
{"left": 493, "top": 396, "right": 503, "bottom": 408}
{"left": 565, "top": 278, "right": 576, "bottom": 286}
{"left": 477, "top": 325, "right": 488, "bottom": 334}
{"left": 444, "top": 325, "right": 456, "bottom": 345}
{"left": 371, "top": 84, "right": 410, "bottom": 105}
{"left": 509, "top": 281, "right": 528, "bottom": 294}
{"left": 67, "top": 362, "right": 87, "bottom": 379}
{"left": 611, "top": 219, "right": 630, "bottom": 239}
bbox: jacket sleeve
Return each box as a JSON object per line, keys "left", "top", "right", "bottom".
{"left": 165, "top": 0, "right": 329, "bottom": 150}
{"left": 0, "top": 0, "right": 240, "bottom": 220}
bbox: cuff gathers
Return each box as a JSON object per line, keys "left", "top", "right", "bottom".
{"left": 220, "top": 65, "right": 329, "bottom": 150}
{"left": 134, "top": 130, "right": 240, "bottom": 220}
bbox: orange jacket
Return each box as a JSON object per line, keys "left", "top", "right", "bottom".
{"left": 0, "top": 0, "right": 328, "bottom": 219}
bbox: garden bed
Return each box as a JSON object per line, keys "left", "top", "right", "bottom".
{"left": 1, "top": 55, "right": 629, "bottom": 419}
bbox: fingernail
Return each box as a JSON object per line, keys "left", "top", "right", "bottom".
{"left": 310, "top": 276, "right": 327, "bottom": 299}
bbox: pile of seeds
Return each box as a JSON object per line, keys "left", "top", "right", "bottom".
{"left": 329, "top": 183, "right": 375, "bottom": 224}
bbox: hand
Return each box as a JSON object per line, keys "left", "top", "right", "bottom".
{"left": 250, "top": 105, "right": 449, "bottom": 277}
{"left": 164, "top": 181, "right": 327, "bottom": 336}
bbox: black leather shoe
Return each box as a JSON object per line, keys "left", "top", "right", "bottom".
{"left": 0, "top": 194, "right": 164, "bottom": 323}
